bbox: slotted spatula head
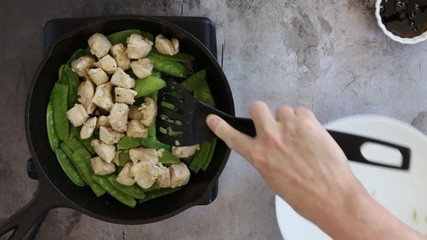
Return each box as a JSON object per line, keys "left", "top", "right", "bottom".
{"left": 156, "top": 80, "right": 219, "bottom": 146}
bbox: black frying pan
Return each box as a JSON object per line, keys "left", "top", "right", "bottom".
{"left": 0, "top": 16, "right": 233, "bottom": 239}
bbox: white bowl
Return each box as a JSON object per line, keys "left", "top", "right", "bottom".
{"left": 375, "top": 0, "right": 427, "bottom": 44}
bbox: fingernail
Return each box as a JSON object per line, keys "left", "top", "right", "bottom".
{"left": 206, "top": 114, "right": 220, "bottom": 129}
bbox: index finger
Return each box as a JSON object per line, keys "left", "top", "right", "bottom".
{"left": 249, "top": 101, "right": 277, "bottom": 135}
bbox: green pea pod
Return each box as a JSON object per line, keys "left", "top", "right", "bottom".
{"left": 149, "top": 48, "right": 195, "bottom": 62}
{"left": 148, "top": 124, "right": 156, "bottom": 138}
{"left": 117, "top": 136, "right": 143, "bottom": 150}
{"left": 54, "top": 148, "right": 85, "bottom": 187}
{"left": 46, "top": 101, "right": 59, "bottom": 150}
{"left": 201, "top": 138, "right": 217, "bottom": 171}
{"left": 159, "top": 150, "right": 180, "bottom": 165}
{"left": 189, "top": 142, "right": 211, "bottom": 173}
{"left": 151, "top": 69, "right": 162, "bottom": 78}
{"left": 60, "top": 143, "right": 89, "bottom": 185}
{"left": 71, "top": 148, "right": 105, "bottom": 197}
{"left": 180, "top": 70, "right": 206, "bottom": 92}
{"left": 51, "top": 83, "right": 69, "bottom": 141}
{"left": 58, "top": 64, "right": 80, "bottom": 108}
{"left": 107, "top": 175, "right": 146, "bottom": 199}
{"left": 79, "top": 136, "right": 96, "bottom": 155}
{"left": 119, "top": 151, "right": 131, "bottom": 167}
{"left": 194, "top": 80, "right": 215, "bottom": 107}
{"left": 134, "top": 76, "right": 166, "bottom": 98}
{"left": 107, "top": 29, "right": 141, "bottom": 45}
{"left": 138, "top": 187, "right": 181, "bottom": 204}
{"left": 92, "top": 175, "right": 137, "bottom": 208}
{"left": 64, "top": 136, "right": 85, "bottom": 151}
{"left": 147, "top": 55, "right": 189, "bottom": 78}
{"left": 140, "top": 137, "right": 171, "bottom": 151}
{"left": 67, "top": 49, "right": 86, "bottom": 64}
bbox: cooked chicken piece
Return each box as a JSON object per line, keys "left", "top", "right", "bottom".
{"left": 99, "top": 126, "right": 125, "bottom": 145}
{"left": 87, "top": 68, "right": 109, "bottom": 85}
{"left": 71, "top": 56, "right": 95, "bottom": 77}
{"left": 66, "top": 104, "right": 89, "bottom": 127}
{"left": 155, "top": 34, "right": 179, "bottom": 56}
{"left": 112, "top": 150, "right": 121, "bottom": 166}
{"left": 88, "top": 33, "right": 112, "bottom": 59}
{"left": 95, "top": 54, "right": 117, "bottom": 74}
{"left": 80, "top": 116, "right": 97, "bottom": 139}
{"left": 114, "top": 87, "right": 137, "bottom": 105}
{"left": 139, "top": 97, "right": 157, "bottom": 126}
{"left": 127, "top": 120, "right": 148, "bottom": 138}
{"left": 156, "top": 164, "right": 171, "bottom": 188}
{"left": 130, "top": 160, "right": 159, "bottom": 189}
{"left": 108, "top": 103, "right": 129, "bottom": 132}
{"left": 91, "top": 156, "right": 116, "bottom": 175}
{"left": 92, "top": 83, "right": 114, "bottom": 111}
{"left": 116, "top": 162, "right": 135, "bottom": 186}
{"left": 91, "top": 139, "right": 116, "bottom": 163}
{"left": 172, "top": 144, "right": 200, "bottom": 158}
{"left": 97, "top": 115, "right": 111, "bottom": 128}
{"left": 126, "top": 34, "right": 153, "bottom": 59}
{"left": 129, "top": 148, "right": 161, "bottom": 164}
{"left": 170, "top": 162, "right": 190, "bottom": 188}
{"left": 128, "top": 105, "right": 143, "bottom": 120}
{"left": 77, "top": 79, "right": 96, "bottom": 114}
{"left": 110, "top": 43, "right": 130, "bottom": 70}
{"left": 110, "top": 68, "right": 135, "bottom": 89}
{"left": 130, "top": 58, "right": 153, "bottom": 79}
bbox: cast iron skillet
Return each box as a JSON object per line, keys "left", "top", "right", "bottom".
{"left": 0, "top": 16, "right": 233, "bottom": 239}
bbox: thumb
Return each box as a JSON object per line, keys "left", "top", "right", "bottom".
{"left": 206, "top": 114, "right": 253, "bottom": 154}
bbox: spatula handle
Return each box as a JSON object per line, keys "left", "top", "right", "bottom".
{"left": 216, "top": 115, "right": 410, "bottom": 170}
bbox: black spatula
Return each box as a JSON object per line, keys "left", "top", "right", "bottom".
{"left": 156, "top": 80, "right": 411, "bottom": 170}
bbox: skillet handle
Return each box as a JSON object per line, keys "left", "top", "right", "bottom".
{"left": 0, "top": 181, "right": 62, "bottom": 239}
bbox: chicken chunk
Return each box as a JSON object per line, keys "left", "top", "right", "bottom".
{"left": 92, "top": 83, "right": 114, "bottom": 111}
{"left": 110, "top": 43, "right": 130, "bottom": 70}
{"left": 172, "top": 144, "right": 200, "bottom": 158}
{"left": 80, "top": 116, "right": 97, "bottom": 139}
{"left": 155, "top": 34, "right": 179, "bottom": 56}
{"left": 130, "top": 58, "right": 153, "bottom": 79}
{"left": 170, "top": 162, "right": 190, "bottom": 188}
{"left": 66, "top": 104, "right": 89, "bottom": 127}
{"left": 110, "top": 68, "right": 135, "bottom": 89}
{"left": 129, "top": 148, "right": 161, "bottom": 164}
{"left": 114, "top": 87, "right": 137, "bottom": 105}
{"left": 99, "top": 126, "right": 125, "bottom": 145}
{"left": 77, "top": 79, "right": 97, "bottom": 114}
{"left": 88, "top": 33, "right": 112, "bottom": 59}
{"left": 128, "top": 105, "right": 143, "bottom": 120}
{"left": 130, "top": 160, "right": 159, "bottom": 189}
{"left": 71, "top": 56, "right": 95, "bottom": 77}
{"left": 139, "top": 97, "right": 157, "bottom": 126}
{"left": 97, "top": 115, "right": 111, "bottom": 128}
{"left": 108, "top": 103, "right": 129, "bottom": 132}
{"left": 127, "top": 120, "right": 148, "bottom": 138}
{"left": 116, "top": 162, "right": 135, "bottom": 186}
{"left": 91, "top": 139, "right": 116, "bottom": 163}
{"left": 156, "top": 164, "right": 171, "bottom": 188}
{"left": 95, "top": 54, "right": 117, "bottom": 74}
{"left": 126, "top": 34, "right": 153, "bottom": 59}
{"left": 91, "top": 156, "right": 116, "bottom": 175}
{"left": 87, "top": 68, "right": 109, "bottom": 85}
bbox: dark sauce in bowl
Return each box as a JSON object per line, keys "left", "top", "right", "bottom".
{"left": 380, "top": 0, "right": 427, "bottom": 38}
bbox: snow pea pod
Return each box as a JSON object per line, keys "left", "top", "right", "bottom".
{"left": 201, "top": 138, "right": 217, "bottom": 171}
{"left": 118, "top": 151, "right": 131, "bottom": 167}
{"left": 107, "top": 175, "right": 146, "bottom": 199}
{"left": 54, "top": 148, "right": 86, "bottom": 187}
{"left": 58, "top": 64, "right": 79, "bottom": 108}
{"left": 149, "top": 48, "right": 195, "bottom": 62}
{"left": 140, "top": 137, "right": 171, "bottom": 151}
{"left": 159, "top": 150, "right": 180, "bottom": 165}
{"left": 107, "top": 29, "right": 154, "bottom": 45}
{"left": 51, "top": 83, "right": 69, "bottom": 141}
{"left": 138, "top": 187, "right": 181, "bottom": 204}
{"left": 79, "top": 135, "right": 96, "bottom": 155}
{"left": 72, "top": 148, "right": 105, "bottom": 197}
{"left": 180, "top": 69, "right": 206, "bottom": 92}
{"left": 92, "top": 175, "right": 137, "bottom": 208}
{"left": 67, "top": 49, "right": 85, "bottom": 64}
{"left": 46, "top": 101, "right": 59, "bottom": 150}
{"left": 147, "top": 55, "right": 189, "bottom": 78}
{"left": 60, "top": 143, "right": 89, "bottom": 185}
{"left": 134, "top": 76, "right": 166, "bottom": 98}
{"left": 194, "top": 80, "right": 215, "bottom": 107}
{"left": 189, "top": 142, "right": 211, "bottom": 173}
{"left": 117, "top": 136, "right": 143, "bottom": 150}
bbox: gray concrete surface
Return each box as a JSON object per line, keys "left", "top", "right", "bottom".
{"left": 1, "top": 0, "right": 427, "bottom": 239}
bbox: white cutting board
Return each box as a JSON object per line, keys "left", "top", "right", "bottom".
{"left": 275, "top": 115, "right": 427, "bottom": 239}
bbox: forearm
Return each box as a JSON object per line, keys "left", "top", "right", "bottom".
{"left": 314, "top": 182, "right": 425, "bottom": 240}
